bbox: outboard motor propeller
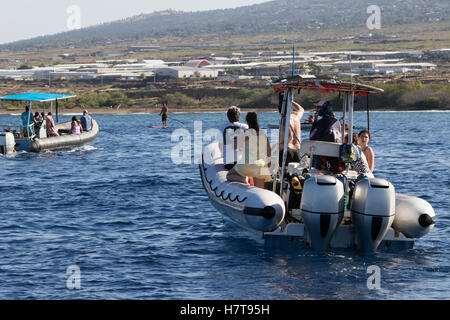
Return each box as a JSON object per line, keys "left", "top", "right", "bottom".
{"left": 351, "top": 178, "right": 396, "bottom": 253}
{"left": 301, "top": 175, "right": 344, "bottom": 251}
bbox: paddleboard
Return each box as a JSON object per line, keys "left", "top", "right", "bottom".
{"left": 149, "top": 126, "right": 167, "bottom": 129}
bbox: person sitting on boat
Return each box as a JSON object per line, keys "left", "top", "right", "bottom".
{"left": 71, "top": 116, "right": 83, "bottom": 135}
{"left": 358, "top": 130, "right": 374, "bottom": 173}
{"left": 80, "top": 109, "right": 93, "bottom": 132}
{"left": 32, "top": 112, "right": 43, "bottom": 137}
{"left": 309, "top": 100, "right": 342, "bottom": 170}
{"left": 228, "top": 111, "right": 272, "bottom": 188}
{"left": 219, "top": 106, "right": 249, "bottom": 170}
{"left": 46, "top": 112, "right": 59, "bottom": 137}
{"left": 21, "top": 105, "right": 34, "bottom": 136}
{"left": 279, "top": 101, "right": 304, "bottom": 167}
{"left": 342, "top": 133, "right": 373, "bottom": 177}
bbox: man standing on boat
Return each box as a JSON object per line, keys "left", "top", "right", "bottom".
{"left": 279, "top": 101, "right": 304, "bottom": 166}
{"left": 160, "top": 103, "right": 168, "bottom": 128}
{"left": 21, "top": 105, "right": 34, "bottom": 136}
{"left": 80, "top": 109, "right": 93, "bottom": 132}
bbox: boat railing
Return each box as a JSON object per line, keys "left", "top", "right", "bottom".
{"left": 1, "top": 124, "right": 29, "bottom": 139}
{"left": 300, "top": 140, "right": 341, "bottom": 158}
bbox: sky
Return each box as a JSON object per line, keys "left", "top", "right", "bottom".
{"left": 0, "top": 0, "right": 271, "bottom": 44}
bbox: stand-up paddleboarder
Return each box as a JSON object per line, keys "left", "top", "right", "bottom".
{"left": 160, "top": 103, "right": 168, "bottom": 128}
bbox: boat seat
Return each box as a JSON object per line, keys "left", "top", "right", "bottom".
{"left": 300, "top": 140, "right": 341, "bottom": 158}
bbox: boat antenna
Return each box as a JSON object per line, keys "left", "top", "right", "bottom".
{"left": 348, "top": 39, "right": 353, "bottom": 84}
{"left": 291, "top": 45, "right": 295, "bottom": 77}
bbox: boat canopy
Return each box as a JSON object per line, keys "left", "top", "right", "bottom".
{"left": 271, "top": 76, "right": 384, "bottom": 96}
{"left": 0, "top": 92, "right": 75, "bottom": 102}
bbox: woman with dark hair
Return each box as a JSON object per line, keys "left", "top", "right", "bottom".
{"left": 46, "top": 112, "right": 59, "bottom": 137}
{"left": 358, "top": 130, "right": 374, "bottom": 172}
{"left": 227, "top": 111, "right": 272, "bottom": 188}
{"left": 71, "top": 116, "right": 83, "bottom": 135}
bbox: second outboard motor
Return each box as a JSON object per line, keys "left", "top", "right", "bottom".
{"left": 0, "top": 132, "right": 15, "bottom": 155}
{"left": 351, "top": 178, "right": 396, "bottom": 253}
{"left": 301, "top": 175, "right": 344, "bottom": 251}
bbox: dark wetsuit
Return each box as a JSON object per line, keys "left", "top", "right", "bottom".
{"left": 309, "top": 116, "right": 342, "bottom": 170}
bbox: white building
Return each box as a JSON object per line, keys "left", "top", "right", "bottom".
{"left": 156, "top": 67, "right": 218, "bottom": 79}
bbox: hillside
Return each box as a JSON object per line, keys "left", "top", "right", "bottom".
{"left": 2, "top": 0, "right": 449, "bottom": 51}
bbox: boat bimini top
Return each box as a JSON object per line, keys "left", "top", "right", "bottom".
{"left": 0, "top": 92, "right": 76, "bottom": 137}
{"left": 0, "top": 92, "right": 76, "bottom": 102}
{"left": 271, "top": 76, "right": 384, "bottom": 95}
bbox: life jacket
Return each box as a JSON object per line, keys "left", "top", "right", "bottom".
{"left": 222, "top": 124, "right": 242, "bottom": 166}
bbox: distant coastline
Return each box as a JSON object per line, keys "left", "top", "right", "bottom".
{"left": 2, "top": 106, "right": 449, "bottom": 115}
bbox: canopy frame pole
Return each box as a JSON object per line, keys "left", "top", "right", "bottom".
{"left": 348, "top": 91, "right": 354, "bottom": 145}
{"left": 27, "top": 100, "right": 32, "bottom": 137}
{"left": 55, "top": 99, "right": 59, "bottom": 123}
{"left": 280, "top": 89, "right": 293, "bottom": 199}
{"left": 366, "top": 94, "right": 370, "bottom": 131}
{"left": 341, "top": 91, "right": 347, "bottom": 143}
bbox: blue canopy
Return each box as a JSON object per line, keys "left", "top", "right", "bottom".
{"left": 0, "top": 92, "right": 75, "bottom": 102}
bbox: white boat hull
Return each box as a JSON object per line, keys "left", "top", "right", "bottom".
{"left": 200, "top": 142, "right": 285, "bottom": 233}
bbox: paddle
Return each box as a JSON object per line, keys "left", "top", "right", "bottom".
{"left": 167, "top": 116, "right": 184, "bottom": 125}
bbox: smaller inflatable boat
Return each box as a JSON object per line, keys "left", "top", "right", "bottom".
{"left": 0, "top": 92, "right": 99, "bottom": 154}
{"left": 13, "top": 120, "right": 99, "bottom": 153}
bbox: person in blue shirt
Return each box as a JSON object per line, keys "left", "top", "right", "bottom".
{"left": 21, "top": 105, "right": 34, "bottom": 136}
{"left": 80, "top": 109, "right": 93, "bottom": 132}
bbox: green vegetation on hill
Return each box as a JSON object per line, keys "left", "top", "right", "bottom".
{"left": 2, "top": 0, "right": 449, "bottom": 51}
{"left": 1, "top": 80, "right": 448, "bottom": 112}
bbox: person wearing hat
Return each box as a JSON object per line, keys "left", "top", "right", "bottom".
{"left": 80, "top": 109, "right": 93, "bottom": 132}
{"left": 309, "top": 99, "right": 342, "bottom": 170}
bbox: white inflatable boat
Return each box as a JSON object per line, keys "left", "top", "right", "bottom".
{"left": 200, "top": 76, "right": 436, "bottom": 253}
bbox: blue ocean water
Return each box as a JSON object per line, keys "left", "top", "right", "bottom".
{"left": 0, "top": 111, "right": 448, "bottom": 300}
